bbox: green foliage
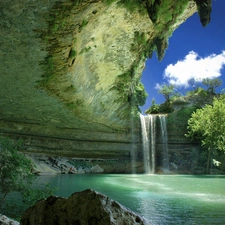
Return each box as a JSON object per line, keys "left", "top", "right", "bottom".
{"left": 134, "top": 82, "right": 148, "bottom": 106}
{"left": 0, "top": 137, "right": 54, "bottom": 219}
{"left": 145, "top": 98, "right": 159, "bottom": 114}
{"left": 173, "top": 106, "right": 199, "bottom": 130}
{"left": 154, "top": 37, "right": 168, "bottom": 61}
{"left": 39, "top": 55, "right": 54, "bottom": 84}
{"left": 131, "top": 31, "right": 155, "bottom": 58}
{"left": 113, "top": 73, "right": 132, "bottom": 102}
{"left": 194, "top": 0, "right": 212, "bottom": 27}
{"left": 158, "top": 100, "right": 174, "bottom": 113}
{"left": 202, "top": 77, "right": 222, "bottom": 94}
{"left": 147, "top": 0, "right": 189, "bottom": 60}
{"left": 51, "top": 24, "right": 59, "bottom": 33}
{"left": 145, "top": 98, "right": 175, "bottom": 114}
{"left": 69, "top": 49, "right": 77, "bottom": 58}
{"left": 117, "top": 0, "right": 146, "bottom": 13}
{"left": 158, "top": 84, "right": 175, "bottom": 101}
{"left": 0, "top": 138, "right": 34, "bottom": 208}
{"left": 186, "top": 87, "right": 206, "bottom": 97}
{"left": 186, "top": 80, "right": 220, "bottom": 107}
{"left": 186, "top": 96, "right": 225, "bottom": 173}
{"left": 176, "top": 106, "right": 197, "bottom": 119}
{"left": 112, "top": 65, "right": 147, "bottom": 108}
{"left": 186, "top": 96, "right": 225, "bottom": 150}
{"left": 148, "top": 0, "right": 189, "bottom": 24}
{"left": 193, "top": 87, "right": 211, "bottom": 106}
{"left": 105, "top": 0, "right": 191, "bottom": 61}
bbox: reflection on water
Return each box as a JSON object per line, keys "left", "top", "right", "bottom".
{"left": 35, "top": 174, "right": 225, "bottom": 225}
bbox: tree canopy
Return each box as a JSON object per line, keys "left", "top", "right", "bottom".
{"left": 158, "top": 84, "right": 175, "bottom": 101}
{"left": 202, "top": 77, "right": 222, "bottom": 94}
{"left": 186, "top": 96, "right": 225, "bottom": 173}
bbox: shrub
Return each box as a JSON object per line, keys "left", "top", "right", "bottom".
{"left": 0, "top": 137, "right": 54, "bottom": 219}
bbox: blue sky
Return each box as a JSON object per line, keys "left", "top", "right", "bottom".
{"left": 140, "top": 0, "right": 225, "bottom": 113}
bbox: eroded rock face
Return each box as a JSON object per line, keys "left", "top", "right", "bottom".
{"left": 20, "top": 189, "right": 151, "bottom": 225}
{"left": 0, "top": 0, "right": 197, "bottom": 157}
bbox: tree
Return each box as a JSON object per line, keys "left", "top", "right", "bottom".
{"left": 158, "top": 84, "right": 175, "bottom": 101}
{"left": 0, "top": 138, "right": 34, "bottom": 208}
{"left": 188, "top": 78, "right": 199, "bottom": 90}
{"left": 202, "top": 77, "right": 222, "bottom": 94}
{"left": 186, "top": 96, "right": 225, "bottom": 173}
{"left": 0, "top": 137, "right": 53, "bottom": 218}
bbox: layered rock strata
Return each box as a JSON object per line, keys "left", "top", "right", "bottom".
{"left": 0, "top": 0, "right": 198, "bottom": 159}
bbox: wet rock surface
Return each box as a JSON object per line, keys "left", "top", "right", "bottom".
{"left": 0, "top": 215, "right": 19, "bottom": 225}
{"left": 20, "top": 189, "right": 151, "bottom": 225}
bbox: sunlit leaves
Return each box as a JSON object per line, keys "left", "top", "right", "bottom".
{"left": 186, "top": 96, "right": 225, "bottom": 152}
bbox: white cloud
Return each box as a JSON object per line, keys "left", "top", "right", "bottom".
{"left": 163, "top": 51, "right": 225, "bottom": 87}
{"left": 155, "top": 83, "right": 162, "bottom": 90}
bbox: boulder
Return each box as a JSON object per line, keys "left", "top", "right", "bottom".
{"left": 90, "top": 164, "right": 104, "bottom": 173}
{"left": 20, "top": 189, "right": 151, "bottom": 225}
{"left": 0, "top": 215, "right": 19, "bottom": 225}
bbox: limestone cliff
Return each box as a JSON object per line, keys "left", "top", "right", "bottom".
{"left": 0, "top": 0, "right": 209, "bottom": 159}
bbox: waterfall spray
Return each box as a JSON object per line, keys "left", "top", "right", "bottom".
{"left": 140, "top": 114, "right": 151, "bottom": 174}
{"left": 159, "top": 115, "right": 169, "bottom": 172}
{"left": 149, "top": 115, "right": 156, "bottom": 173}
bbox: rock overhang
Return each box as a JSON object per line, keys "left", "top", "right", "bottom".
{"left": 0, "top": 0, "right": 211, "bottom": 156}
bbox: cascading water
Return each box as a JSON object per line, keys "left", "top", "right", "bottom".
{"left": 140, "top": 114, "right": 151, "bottom": 174}
{"left": 139, "top": 114, "right": 169, "bottom": 174}
{"left": 149, "top": 115, "right": 156, "bottom": 173}
{"left": 159, "top": 115, "right": 169, "bottom": 172}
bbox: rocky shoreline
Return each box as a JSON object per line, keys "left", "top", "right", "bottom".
{"left": 25, "top": 153, "right": 140, "bottom": 175}
{"left": 26, "top": 154, "right": 103, "bottom": 175}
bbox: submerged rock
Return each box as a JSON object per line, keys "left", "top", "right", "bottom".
{"left": 20, "top": 189, "right": 151, "bottom": 225}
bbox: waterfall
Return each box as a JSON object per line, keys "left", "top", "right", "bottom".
{"left": 159, "top": 115, "right": 169, "bottom": 172}
{"left": 140, "top": 114, "right": 151, "bottom": 173}
{"left": 149, "top": 115, "right": 156, "bottom": 173}
{"left": 139, "top": 114, "right": 169, "bottom": 174}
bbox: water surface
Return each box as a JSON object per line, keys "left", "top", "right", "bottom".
{"left": 36, "top": 174, "right": 225, "bottom": 225}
